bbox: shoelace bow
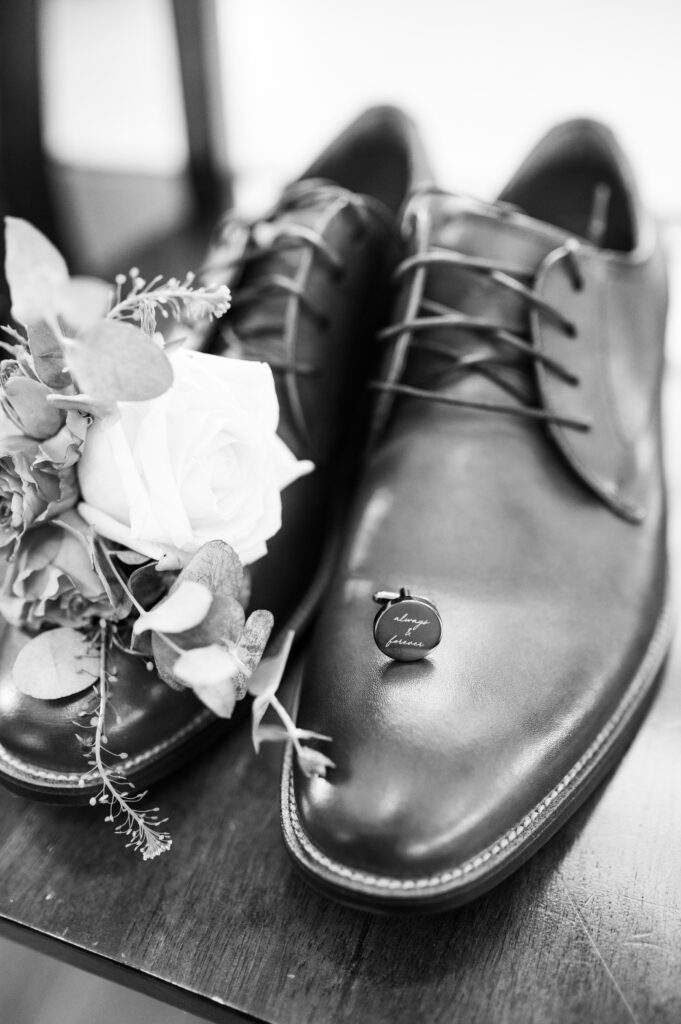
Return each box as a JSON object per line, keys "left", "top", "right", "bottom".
{"left": 210, "top": 182, "right": 383, "bottom": 378}
{"left": 370, "top": 227, "right": 591, "bottom": 433}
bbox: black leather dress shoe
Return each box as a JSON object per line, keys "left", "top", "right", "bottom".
{"left": 281, "top": 120, "right": 672, "bottom": 912}
{"left": 0, "top": 106, "right": 430, "bottom": 802}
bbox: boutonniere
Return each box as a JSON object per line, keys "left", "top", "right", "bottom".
{"left": 0, "top": 218, "right": 333, "bottom": 859}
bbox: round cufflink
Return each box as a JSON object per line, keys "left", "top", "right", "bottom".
{"left": 372, "top": 588, "right": 442, "bottom": 662}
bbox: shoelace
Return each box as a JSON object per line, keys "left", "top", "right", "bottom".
{"left": 207, "top": 182, "right": 384, "bottom": 378}
{"left": 370, "top": 221, "right": 591, "bottom": 433}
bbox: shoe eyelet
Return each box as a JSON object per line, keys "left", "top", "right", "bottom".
{"left": 566, "top": 322, "right": 578, "bottom": 340}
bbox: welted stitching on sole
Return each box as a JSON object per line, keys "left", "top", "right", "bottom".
{"left": 283, "top": 592, "right": 672, "bottom": 895}
{"left": 0, "top": 709, "right": 214, "bottom": 786}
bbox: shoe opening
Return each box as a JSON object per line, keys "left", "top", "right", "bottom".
{"left": 303, "top": 107, "right": 415, "bottom": 214}
{"left": 499, "top": 121, "right": 638, "bottom": 252}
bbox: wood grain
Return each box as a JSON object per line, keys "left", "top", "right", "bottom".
{"left": 1, "top": 252, "right": 681, "bottom": 1024}
{"left": 1, "top": 610, "right": 681, "bottom": 1024}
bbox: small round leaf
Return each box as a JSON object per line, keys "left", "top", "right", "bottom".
{"left": 62, "top": 320, "right": 173, "bottom": 402}
{"left": 12, "top": 628, "right": 100, "bottom": 700}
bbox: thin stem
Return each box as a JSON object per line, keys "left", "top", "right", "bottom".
{"left": 88, "top": 618, "right": 172, "bottom": 860}
{"left": 154, "top": 631, "right": 185, "bottom": 656}
{"left": 102, "top": 548, "right": 146, "bottom": 615}
{"left": 108, "top": 284, "right": 195, "bottom": 320}
{"left": 268, "top": 694, "right": 307, "bottom": 760}
{"left": 92, "top": 620, "right": 110, "bottom": 780}
{"left": 101, "top": 545, "right": 186, "bottom": 657}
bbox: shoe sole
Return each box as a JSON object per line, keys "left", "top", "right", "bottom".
{"left": 0, "top": 707, "right": 234, "bottom": 805}
{"left": 281, "top": 587, "right": 673, "bottom": 914}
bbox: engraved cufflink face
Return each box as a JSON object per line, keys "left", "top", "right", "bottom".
{"left": 372, "top": 588, "right": 442, "bottom": 662}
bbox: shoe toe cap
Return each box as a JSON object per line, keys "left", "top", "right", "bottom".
{"left": 0, "top": 624, "right": 212, "bottom": 796}
{"left": 288, "top": 577, "right": 666, "bottom": 892}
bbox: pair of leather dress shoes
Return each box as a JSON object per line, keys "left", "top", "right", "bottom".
{"left": 0, "top": 107, "right": 671, "bottom": 914}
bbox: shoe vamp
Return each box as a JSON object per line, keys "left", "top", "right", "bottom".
{"left": 0, "top": 626, "right": 206, "bottom": 775}
{"left": 242, "top": 197, "right": 395, "bottom": 626}
{"left": 294, "top": 393, "right": 666, "bottom": 875}
{"left": 228, "top": 196, "right": 393, "bottom": 464}
{"left": 392, "top": 196, "right": 573, "bottom": 402}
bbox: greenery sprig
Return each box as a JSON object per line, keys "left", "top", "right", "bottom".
{"left": 108, "top": 267, "right": 231, "bottom": 337}
{"left": 78, "top": 621, "right": 172, "bottom": 861}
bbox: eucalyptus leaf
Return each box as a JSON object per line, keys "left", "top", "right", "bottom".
{"left": 91, "top": 541, "right": 132, "bottom": 619}
{"left": 192, "top": 680, "right": 238, "bottom": 719}
{"left": 170, "top": 595, "right": 245, "bottom": 650}
{"left": 26, "top": 320, "right": 68, "bottom": 388}
{"left": 4, "top": 217, "right": 69, "bottom": 327}
{"left": 127, "top": 562, "right": 167, "bottom": 609}
{"left": 248, "top": 627, "right": 292, "bottom": 698}
{"left": 250, "top": 630, "right": 295, "bottom": 752}
{"left": 235, "top": 609, "right": 273, "bottom": 674}
{"left": 151, "top": 633, "right": 184, "bottom": 690}
{"left": 150, "top": 595, "right": 244, "bottom": 691}
{"left": 173, "top": 644, "right": 238, "bottom": 687}
{"left": 173, "top": 645, "right": 239, "bottom": 718}
{"left": 4, "top": 377, "right": 64, "bottom": 439}
{"left": 61, "top": 320, "right": 173, "bottom": 402}
{"left": 133, "top": 580, "right": 213, "bottom": 635}
{"left": 172, "top": 540, "right": 243, "bottom": 599}
{"left": 151, "top": 541, "right": 245, "bottom": 689}
{"left": 59, "top": 277, "right": 113, "bottom": 331}
{"left": 131, "top": 631, "right": 153, "bottom": 659}
{"left": 124, "top": 562, "right": 166, "bottom": 660}
{"left": 12, "top": 627, "right": 100, "bottom": 700}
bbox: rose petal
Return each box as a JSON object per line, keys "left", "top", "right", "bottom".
{"left": 74, "top": 347, "right": 315, "bottom": 567}
{"left": 78, "top": 502, "right": 185, "bottom": 568}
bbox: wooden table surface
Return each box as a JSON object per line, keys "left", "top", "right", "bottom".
{"left": 1, "top": 249, "right": 681, "bottom": 1024}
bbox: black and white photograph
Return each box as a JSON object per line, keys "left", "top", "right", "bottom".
{"left": 0, "top": 1, "right": 679, "bottom": 1022}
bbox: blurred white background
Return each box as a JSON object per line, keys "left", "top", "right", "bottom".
{"left": 41, "top": 0, "right": 681, "bottom": 216}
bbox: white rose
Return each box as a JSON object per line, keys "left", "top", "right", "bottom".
{"left": 77, "top": 349, "right": 313, "bottom": 568}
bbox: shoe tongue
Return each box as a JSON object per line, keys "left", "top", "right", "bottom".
{"left": 398, "top": 193, "right": 572, "bottom": 400}
{"left": 426, "top": 192, "right": 570, "bottom": 266}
